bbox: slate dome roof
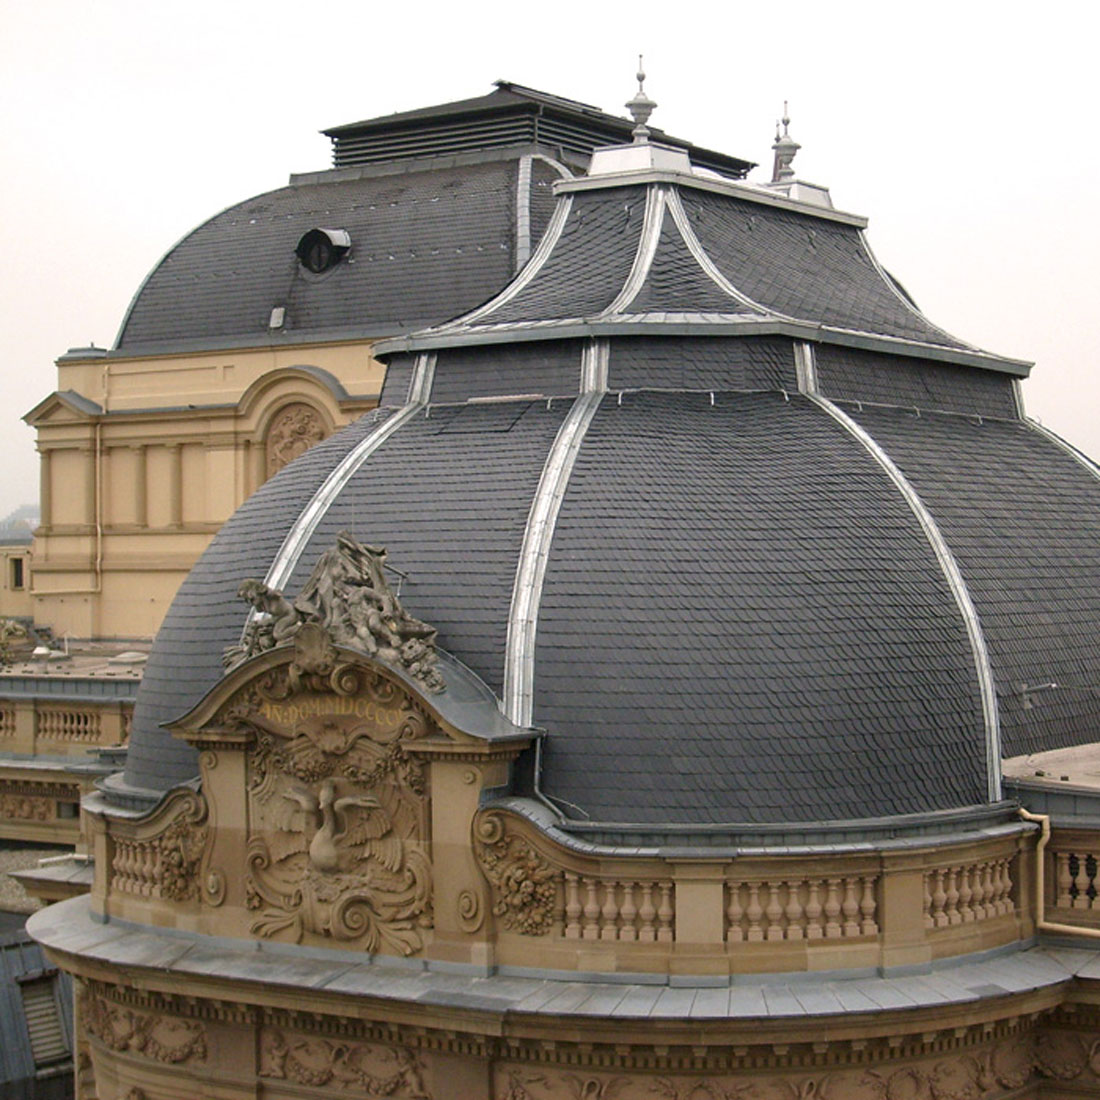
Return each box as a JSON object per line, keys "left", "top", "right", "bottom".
{"left": 113, "top": 138, "right": 1100, "bottom": 836}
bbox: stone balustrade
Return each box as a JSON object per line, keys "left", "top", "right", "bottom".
{"left": 726, "top": 874, "right": 878, "bottom": 943}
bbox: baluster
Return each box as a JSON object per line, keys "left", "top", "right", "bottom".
{"left": 842, "top": 877, "right": 860, "bottom": 937}
{"left": 726, "top": 883, "right": 744, "bottom": 943}
{"left": 976, "top": 862, "right": 992, "bottom": 919}
{"left": 582, "top": 878, "right": 600, "bottom": 938}
{"left": 1071, "top": 854, "right": 1089, "bottom": 909}
{"left": 784, "top": 880, "right": 804, "bottom": 940}
{"left": 974, "top": 861, "right": 990, "bottom": 920}
{"left": 619, "top": 882, "right": 637, "bottom": 941}
{"left": 931, "top": 869, "right": 948, "bottom": 928}
{"left": 1086, "top": 855, "right": 1099, "bottom": 910}
{"left": 945, "top": 867, "right": 961, "bottom": 925}
{"left": 956, "top": 864, "right": 973, "bottom": 922}
{"left": 860, "top": 876, "right": 877, "bottom": 935}
{"left": 805, "top": 880, "right": 823, "bottom": 940}
{"left": 564, "top": 873, "right": 582, "bottom": 938}
{"left": 999, "top": 858, "right": 1014, "bottom": 916}
{"left": 765, "top": 882, "right": 784, "bottom": 941}
{"left": 745, "top": 883, "right": 764, "bottom": 942}
{"left": 600, "top": 881, "right": 619, "bottom": 941}
{"left": 824, "top": 879, "right": 842, "bottom": 939}
{"left": 140, "top": 844, "right": 155, "bottom": 897}
{"left": 656, "top": 883, "right": 674, "bottom": 942}
{"left": 922, "top": 873, "right": 934, "bottom": 930}
{"left": 638, "top": 883, "right": 656, "bottom": 943}
{"left": 990, "top": 858, "right": 1007, "bottom": 919}
{"left": 1056, "top": 851, "right": 1073, "bottom": 908}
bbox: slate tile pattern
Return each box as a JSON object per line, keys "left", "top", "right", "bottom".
{"left": 281, "top": 399, "right": 573, "bottom": 696}
{"left": 430, "top": 341, "right": 583, "bottom": 404}
{"left": 533, "top": 391, "right": 987, "bottom": 825}
{"left": 485, "top": 188, "right": 647, "bottom": 323}
{"left": 625, "top": 214, "right": 752, "bottom": 315}
{"left": 117, "top": 160, "right": 526, "bottom": 351}
{"left": 377, "top": 352, "right": 418, "bottom": 407}
{"left": 817, "top": 346, "right": 1018, "bottom": 419}
{"left": 681, "top": 191, "right": 965, "bottom": 348}
{"left": 851, "top": 408, "right": 1100, "bottom": 759}
{"left": 529, "top": 158, "right": 563, "bottom": 252}
{"left": 609, "top": 336, "right": 797, "bottom": 393}
{"left": 123, "top": 409, "right": 395, "bottom": 793}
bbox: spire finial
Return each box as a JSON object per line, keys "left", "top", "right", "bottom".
{"left": 771, "top": 99, "right": 800, "bottom": 183}
{"left": 625, "top": 54, "right": 657, "bottom": 144}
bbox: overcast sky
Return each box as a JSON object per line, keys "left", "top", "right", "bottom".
{"left": 1, "top": 1, "right": 1098, "bottom": 518}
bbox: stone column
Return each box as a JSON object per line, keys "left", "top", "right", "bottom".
{"left": 167, "top": 444, "right": 182, "bottom": 528}
{"left": 39, "top": 450, "right": 51, "bottom": 530}
{"left": 131, "top": 445, "right": 147, "bottom": 527}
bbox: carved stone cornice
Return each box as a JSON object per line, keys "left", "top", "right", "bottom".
{"left": 72, "top": 969, "right": 1091, "bottom": 1089}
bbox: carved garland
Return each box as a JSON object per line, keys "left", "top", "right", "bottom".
{"left": 474, "top": 813, "right": 558, "bottom": 936}
{"left": 80, "top": 986, "right": 207, "bottom": 1065}
{"left": 260, "top": 1027, "right": 430, "bottom": 1097}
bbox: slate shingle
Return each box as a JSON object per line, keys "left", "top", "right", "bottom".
{"left": 817, "top": 345, "right": 1018, "bottom": 418}
{"left": 118, "top": 160, "right": 526, "bottom": 351}
{"left": 533, "top": 391, "right": 988, "bottom": 825}
{"left": 850, "top": 408, "right": 1100, "bottom": 760}
{"left": 681, "top": 190, "right": 964, "bottom": 347}
{"left": 123, "top": 409, "right": 395, "bottom": 792}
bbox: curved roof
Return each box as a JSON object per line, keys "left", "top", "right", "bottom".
{"left": 114, "top": 154, "right": 565, "bottom": 354}
{"left": 118, "top": 146, "right": 1100, "bottom": 833}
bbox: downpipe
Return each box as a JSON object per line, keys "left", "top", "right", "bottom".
{"left": 1019, "top": 806, "right": 1100, "bottom": 940}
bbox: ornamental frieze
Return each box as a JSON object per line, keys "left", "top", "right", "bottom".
{"left": 80, "top": 987, "right": 207, "bottom": 1065}
{"left": 260, "top": 1027, "right": 429, "bottom": 1096}
{"left": 242, "top": 652, "right": 434, "bottom": 954}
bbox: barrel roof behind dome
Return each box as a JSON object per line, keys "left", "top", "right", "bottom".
{"left": 114, "top": 155, "right": 564, "bottom": 354}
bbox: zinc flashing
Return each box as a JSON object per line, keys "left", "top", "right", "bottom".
{"left": 555, "top": 169, "right": 870, "bottom": 228}
{"left": 503, "top": 341, "right": 606, "bottom": 725}
{"left": 256, "top": 354, "right": 434, "bottom": 603}
{"left": 799, "top": 342, "right": 1003, "bottom": 803}
{"left": 376, "top": 318, "right": 1032, "bottom": 376}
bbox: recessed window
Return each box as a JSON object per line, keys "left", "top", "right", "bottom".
{"left": 295, "top": 228, "right": 351, "bottom": 274}
{"left": 10, "top": 558, "right": 24, "bottom": 590}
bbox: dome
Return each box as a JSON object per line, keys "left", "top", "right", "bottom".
{"left": 113, "top": 139, "right": 1100, "bottom": 836}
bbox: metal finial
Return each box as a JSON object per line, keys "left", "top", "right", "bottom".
{"left": 771, "top": 99, "right": 800, "bottom": 183}
{"left": 625, "top": 54, "right": 657, "bottom": 144}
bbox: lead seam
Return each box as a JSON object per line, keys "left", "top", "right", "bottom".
{"left": 503, "top": 339, "right": 607, "bottom": 726}
{"left": 799, "top": 342, "right": 1002, "bottom": 802}
{"left": 251, "top": 353, "right": 436, "bottom": 626}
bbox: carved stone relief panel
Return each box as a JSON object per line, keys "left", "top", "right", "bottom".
{"left": 243, "top": 660, "right": 434, "bottom": 954}
{"left": 79, "top": 986, "right": 207, "bottom": 1066}
{"left": 475, "top": 812, "right": 559, "bottom": 936}
{"left": 259, "top": 1026, "right": 430, "bottom": 1096}
{"left": 265, "top": 402, "right": 327, "bottom": 477}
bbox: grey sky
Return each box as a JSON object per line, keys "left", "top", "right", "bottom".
{"left": 2, "top": 1, "right": 1097, "bottom": 517}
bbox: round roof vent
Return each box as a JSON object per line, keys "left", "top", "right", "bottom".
{"left": 295, "top": 228, "right": 351, "bottom": 274}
